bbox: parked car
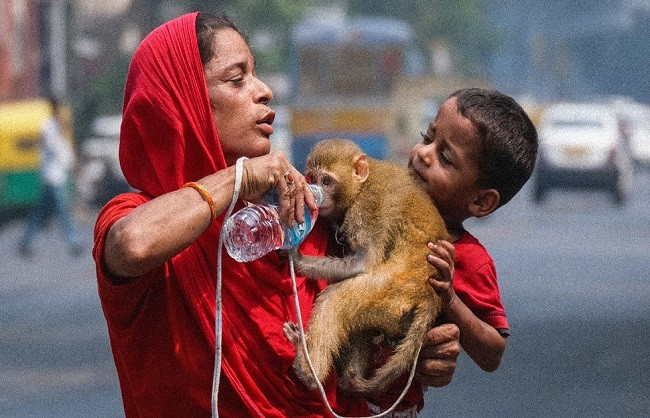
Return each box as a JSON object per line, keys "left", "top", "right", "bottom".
{"left": 77, "top": 114, "right": 131, "bottom": 207}
{"left": 533, "top": 102, "right": 631, "bottom": 204}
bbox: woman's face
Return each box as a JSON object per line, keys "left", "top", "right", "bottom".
{"left": 203, "top": 28, "right": 274, "bottom": 166}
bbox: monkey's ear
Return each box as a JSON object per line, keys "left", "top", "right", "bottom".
{"left": 352, "top": 154, "right": 369, "bottom": 182}
{"left": 469, "top": 188, "right": 500, "bottom": 218}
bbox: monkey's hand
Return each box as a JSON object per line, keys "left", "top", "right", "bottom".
{"left": 293, "top": 251, "right": 367, "bottom": 283}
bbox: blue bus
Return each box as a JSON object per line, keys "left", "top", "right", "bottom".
{"left": 288, "top": 16, "right": 424, "bottom": 170}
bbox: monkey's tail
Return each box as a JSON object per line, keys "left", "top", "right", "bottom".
{"left": 344, "top": 305, "right": 431, "bottom": 395}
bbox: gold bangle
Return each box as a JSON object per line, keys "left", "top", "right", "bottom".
{"left": 184, "top": 181, "right": 217, "bottom": 222}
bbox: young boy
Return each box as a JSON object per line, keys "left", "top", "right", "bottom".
{"left": 414, "top": 88, "right": 538, "bottom": 371}
{"left": 370, "top": 88, "right": 537, "bottom": 415}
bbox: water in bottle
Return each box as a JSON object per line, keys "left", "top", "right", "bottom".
{"left": 223, "top": 184, "right": 323, "bottom": 262}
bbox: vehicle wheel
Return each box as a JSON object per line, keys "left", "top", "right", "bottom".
{"left": 611, "top": 169, "right": 628, "bottom": 206}
{"left": 611, "top": 184, "right": 626, "bottom": 206}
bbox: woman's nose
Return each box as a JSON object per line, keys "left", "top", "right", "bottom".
{"left": 255, "top": 78, "right": 273, "bottom": 104}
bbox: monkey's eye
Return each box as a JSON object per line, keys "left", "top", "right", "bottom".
{"left": 439, "top": 149, "right": 453, "bottom": 166}
{"left": 322, "top": 175, "right": 334, "bottom": 186}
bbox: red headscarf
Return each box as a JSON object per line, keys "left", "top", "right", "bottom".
{"left": 120, "top": 12, "right": 224, "bottom": 197}
{"left": 97, "top": 12, "right": 369, "bottom": 416}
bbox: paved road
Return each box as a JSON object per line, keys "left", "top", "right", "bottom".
{"left": 1, "top": 172, "right": 649, "bottom": 417}
{"left": 422, "top": 171, "right": 650, "bottom": 417}
{"left": 1, "top": 207, "right": 120, "bottom": 416}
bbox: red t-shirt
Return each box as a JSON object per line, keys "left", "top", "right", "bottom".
{"left": 453, "top": 231, "right": 509, "bottom": 333}
{"left": 371, "top": 230, "right": 508, "bottom": 412}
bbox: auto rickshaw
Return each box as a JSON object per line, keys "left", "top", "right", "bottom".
{"left": 0, "top": 98, "right": 73, "bottom": 222}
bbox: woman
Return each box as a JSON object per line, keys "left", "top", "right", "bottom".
{"left": 94, "top": 12, "right": 459, "bottom": 417}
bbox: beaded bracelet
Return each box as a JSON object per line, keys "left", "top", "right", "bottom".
{"left": 184, "top": 181, "right": 217, "bottom": 222}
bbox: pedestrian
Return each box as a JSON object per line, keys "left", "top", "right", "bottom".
{"left": 18, "top": 95, "right": 82, "bottom": 258}
{"left": 93, "top": 12, "right": 460, "bottom": 417}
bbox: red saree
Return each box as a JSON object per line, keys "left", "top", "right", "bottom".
{"left": 93, "top": 12, "right": 369, "bottom": 417}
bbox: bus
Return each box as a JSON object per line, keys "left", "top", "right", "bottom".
{"left": 287, "top": 16, "right": 425, "bottom": 170}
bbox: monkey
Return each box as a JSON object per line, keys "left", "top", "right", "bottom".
{"left": 283, "top": 138, "right": 451, "bottom": 395}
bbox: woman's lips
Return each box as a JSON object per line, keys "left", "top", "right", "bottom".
{"left": 257, "top": 122, "right": 274, "bottom": 137}
{"left": 258, "top": 111, "right": 275, "bottom": 136}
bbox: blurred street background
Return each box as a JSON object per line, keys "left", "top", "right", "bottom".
{"left": 1, "top": 0, "right": 649, "bottom": 416}
{"left": 2, "top": 173, "right": 649, "bottom": 416}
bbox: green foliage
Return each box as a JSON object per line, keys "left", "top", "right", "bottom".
{"left": 231, "top": 0, "right": 312, "bottom": 74}
{"left": 71, "top": 56, "right": 130, "bottom": 143}
{"left": 347, "top": 0, "right": 501, "bottom": 76}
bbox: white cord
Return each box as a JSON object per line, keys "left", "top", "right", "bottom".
{"left": 212, "top": 156, "right": 247, "bottom": 418}
{"left": 212, "top": 158, "right": 419, "bottom": 417}
{"left": 287, "top": 255, "right": 422, "bottom": 418}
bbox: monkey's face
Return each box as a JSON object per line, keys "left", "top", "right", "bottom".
{"left": 305, "top": 169, "right": 339, "bottom": 219}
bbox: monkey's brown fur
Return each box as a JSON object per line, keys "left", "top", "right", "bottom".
{"left": 285, "top": 138, "right": 450, "bottom": 395}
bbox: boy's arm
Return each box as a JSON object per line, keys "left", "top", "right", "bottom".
{"left": 427, "top": 241, "right": 506, "bottom": 372}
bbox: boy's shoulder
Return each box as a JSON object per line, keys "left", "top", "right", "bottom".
{"left": 454, "top": 230, "right": 493, "bottom": 267}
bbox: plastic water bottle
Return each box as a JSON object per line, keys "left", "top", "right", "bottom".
{"left": 223, "top": 184, "right": 324, "bottom": 262}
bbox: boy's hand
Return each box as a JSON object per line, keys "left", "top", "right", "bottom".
{"left": 417, "top": 323, "right": 460, "bottom": 387}
{"left": 427, "top": 240, "right": 456, "bottom": 304}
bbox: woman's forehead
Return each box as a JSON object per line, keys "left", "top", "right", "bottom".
{"left": 209, "top": 29, "right": 252, "bottom": 66}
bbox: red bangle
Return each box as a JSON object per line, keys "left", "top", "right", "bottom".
{"left": 184, "top": 182, "right": 217, "bottom": 222}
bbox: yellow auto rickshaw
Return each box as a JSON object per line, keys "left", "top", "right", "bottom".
{"left": 0, "top": 98, "right": 73, "bottom": 216}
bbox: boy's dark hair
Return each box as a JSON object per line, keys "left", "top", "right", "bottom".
{"left": 196, "top": 13, "right": 243, "bottom": 66}
{"left": 450, "top": 88, "right": 538, "bottom": 207}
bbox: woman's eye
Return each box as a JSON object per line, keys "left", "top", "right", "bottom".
{"left": 420, "top": 132, "right": 432, "bottom": 144}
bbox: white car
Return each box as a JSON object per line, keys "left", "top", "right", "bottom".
{"left": 533, "top": 102, "right": 631, "bottom": 204}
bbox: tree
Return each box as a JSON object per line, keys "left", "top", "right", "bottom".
{"left": 229, "top": 0, "right": 312, "bottom": 73}
{"left": 347, "top": 0, "right": 500, "bottom": 76}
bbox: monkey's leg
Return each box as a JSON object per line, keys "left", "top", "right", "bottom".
{"left": 295, "top": 278, "right": 371, "bottom": 388}
{"left": 283, "top": 321, "right": 317, "bottom": 387}
{"left": 346, "top": 301, "right": 433, "bottom": 395}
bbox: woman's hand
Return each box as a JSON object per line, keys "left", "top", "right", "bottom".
{"left": 104, "top": 151, "right": 317, "bottom": 279}
{"left": 239, "top": 151, "right": 317, "bottom": 227}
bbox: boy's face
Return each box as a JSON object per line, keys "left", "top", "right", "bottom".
{"left": 408, "top": 96, "right": 482, "bottom": 225}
